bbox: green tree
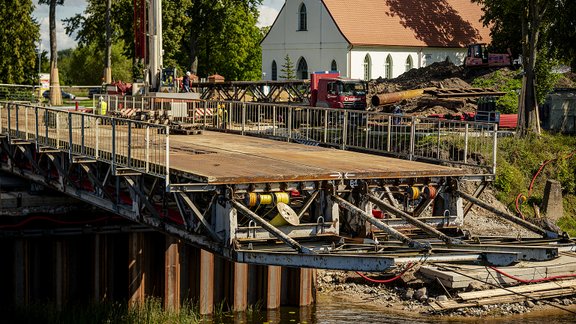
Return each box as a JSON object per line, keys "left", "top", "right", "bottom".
{"left": 65, "top": 0, "right": 263, "bottom": 82}
{"left": 39, "top": 0, "right": 64, "bottom": 105}
{"left": 473, "top": 0, "right": 555, "bottom": 136}
{"left": 59, "top": 41, "right": 132, "bottom": 85}
{"left": 548, "top": 1, "right": 576, "bottom": 70}
{"left": 0, "top": 0, "right": 40, "bottom": 84}
{"left": 203, "top": 2, "right": 262, "bottom": 80}
{"left": 280, "top": 54, "right": 295, "bottom": 80}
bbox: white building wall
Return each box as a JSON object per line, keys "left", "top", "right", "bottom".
{"left": 261, "top": 0, "right": 349, "bottom": 80}
{"left": 350, "top": 47, "right": 467, "bottom": 80}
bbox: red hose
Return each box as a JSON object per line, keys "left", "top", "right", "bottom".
{"left": 514, "top": 150, "right": 576, "bottom": 217}
{"left": 356, "top": 262, "right": 414, "bottom": 284}
{"left": 488, "top": 266, "right": 576, "bottom": 283}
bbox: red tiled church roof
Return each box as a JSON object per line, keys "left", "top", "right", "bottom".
{"left": 322, "top": 0, "right": 490, "bottom": 47}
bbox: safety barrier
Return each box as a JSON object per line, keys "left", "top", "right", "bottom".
{"left": 202, "top": 101, "right": 498, "bottom": 175}
{"left": 101, "top": 96, "right": 498, "bottom": 175}
{"left": 0, "top": 102, "right": 170, "bottom": 180}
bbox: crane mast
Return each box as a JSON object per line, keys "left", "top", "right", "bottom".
{"left": 134, "top": 0, "right": 163, "bottom": 91}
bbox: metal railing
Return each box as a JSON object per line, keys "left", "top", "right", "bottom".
{"left": 102, "top": 96, "right": 499, "bottom": 175}
{"left": 0, "top": 102, "right": 170, "bottom": 180}
{"left": 202, "top": 101, "right": 499, "bottom": 175}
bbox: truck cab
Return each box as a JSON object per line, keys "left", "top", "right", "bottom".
{"left": 310, "top": 72, "right": 367, "bottom": 109}
{"left": 465, "top": 43, "right": 512, "bottom": 68}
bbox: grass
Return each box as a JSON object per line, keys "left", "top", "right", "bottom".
{"left": 493, "top": 133, "right": 576, "bottom": 233}
{"left": 1, "top": 298, "right": 269, "bottom": 324}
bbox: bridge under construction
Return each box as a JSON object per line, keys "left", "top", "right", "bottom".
{"left": 1, "top": 97, "right": 573, "bottom": 312}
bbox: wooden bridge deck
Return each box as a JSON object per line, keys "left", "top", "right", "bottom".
{"left": 169, "top": 131, "right": 469, "bottom": 184}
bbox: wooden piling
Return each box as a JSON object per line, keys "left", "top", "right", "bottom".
{"left": 299, "top": 268, "right": 315, "bottom": 306}
{"left": 199, "top": 249, "right": 214, "bottom": 315}
{"left": 164, "top": 236, "right": 181, "bottom": 311}
{"left": 234, "top": 262, "right": 248, "bottom": 312}
{"left": 128, "top": 233, "right": 145, "bottom": 306}
{"left": 267, "top": 266, "right": 282, "bottom": 309}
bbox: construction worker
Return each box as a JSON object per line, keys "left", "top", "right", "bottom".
{"left": 98, "top": 96, "right": 108, "bottom": 116}
{"left": 183, "top": 71, "right": 191, "bottom": 92}
{"left": 217, "top": 103, "right": 228, "bottom": 129}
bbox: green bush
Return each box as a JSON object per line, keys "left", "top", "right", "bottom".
{"left": 495, "top": 133, "right": 576, "bottom": 224}
{"left": 472, "top": 70, "right": 522, "bottom": 114}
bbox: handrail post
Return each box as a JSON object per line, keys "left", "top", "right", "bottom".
{"left": 15, "top": 104, "right": 19, "bottom": 138}
{"left": 127, "top": 122, "right": 132, "bottom": 167}
{"left": 287, "top": 106, "right": 292, "bottom": 142}
{"left": 492, "top": 124, "right": 498, "bottom": 176}
{"left": 342, "top": 110, "right": 348, "bottom": 150}
{"left": 272, "top": 104, "right": 275, "bottom": 136}
{"left": 111, "top": 118, "right": 116, "bottom": 173}
{"left": 7, "top": 104, "right": 11, "bottom": 141}
{"left": 409, "top": 117, "right": 416, "bottom": 160}
{"left": 55, "top": 108, "right": 60, "bottom": 149}
{"left": 145, "top": 126, "right": 150, "bottom": 172}
{"left": 165, "top": 125, "right": 170, "bottom": 190}
{"left": 242, "top": 103, "right": 246, "bottom": 135}
{"left": 364, "top": 112, "right": 370, "bottom": 148}
{"left": 68, "top": 112, "right": 73, "bottom": 160}
{"left": 25, "top": 105, "right": 29, "bottom": 140}
{"left": 81, "top": 114, "right": 85, "bottom": 155}
{"left": 34, "top": 107, "right": 39, "bottom": 150}
{"left": 323, "top": 110, "right": 328, "bottom": 143}
{"left": 464, "top": 123, "right": 469, "bottom": 164}
{"left": 95, "top": 117, "right": 100, "bottom": 160}
{"left": 386, "top": 116, "right": 391, "bottom": 152}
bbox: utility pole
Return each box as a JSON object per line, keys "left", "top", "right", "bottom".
{"left": 104, "top": 0, "right": 112, "bottom": 84}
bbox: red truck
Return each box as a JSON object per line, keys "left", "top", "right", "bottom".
{"left": 309, "top": 72, "right": 367, "bottom": 109}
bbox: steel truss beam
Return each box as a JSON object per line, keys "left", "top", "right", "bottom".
{"left": 0, "top": 136, "right": 571, "bottom": 272}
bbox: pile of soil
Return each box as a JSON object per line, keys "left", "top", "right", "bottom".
{"left": 367, "top": 61, "right": 478, "bottom": 115}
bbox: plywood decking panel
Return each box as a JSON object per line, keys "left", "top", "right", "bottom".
{"left": 169, "top": 131, "right": 469, "bottom": 184}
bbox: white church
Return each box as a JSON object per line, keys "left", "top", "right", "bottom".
{"left": 261, "top": 0, "right": 491, "bottom": 81}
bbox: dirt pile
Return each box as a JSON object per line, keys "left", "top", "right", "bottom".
{"left": 368, "top": 61, "right": 477, "bottom": 115}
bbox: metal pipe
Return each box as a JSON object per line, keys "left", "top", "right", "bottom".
{"left": 457, "top": 190, "right": 558, "bottom": 239}
{"left": 231, "top": 200, "right": 311, "bottom": 254}
{"left": 368, "top": 194, "right": 463, "bottom": 245}
{"left": 297, "top": 190, "right": 319, "bottom": 219}
{"left": 371, "top": 88, "right": 435, "bottom": 106}
{"left": 331, "top": 195, "right": 426, "bottom": 249}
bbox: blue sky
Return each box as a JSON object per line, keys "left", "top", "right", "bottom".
{"left": 33, "top": 0, "right": 284, "bottom": 50}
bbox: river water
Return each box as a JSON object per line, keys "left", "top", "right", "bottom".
{"left": 224, "top": 294, "right": 576, "bottom": 323}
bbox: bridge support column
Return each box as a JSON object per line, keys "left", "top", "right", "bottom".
{"left": 55, "top": 240, "right": 68, "bottom": 310}
{"left": 299, "top": 268, "right": 315, "bottom": 306}
{"left": 164, "top": 237, "right": 180, "bottom": 311}
{"left": 199, "top": 249, "right": 214, "bottom": 315}
{"left": 93, "top": 234, "right": 109, "bottom": 302}
{"left": 13, "top": 239, "right": 28, "bottom": 305}
{"left": 267, "top": 266, "right": 282, "bottom": 309}
{"left": 128, "top": 233, "right": 145, "bottom": 307}
{"left": 233, "top": 262, "right": 248, "bottom": 312}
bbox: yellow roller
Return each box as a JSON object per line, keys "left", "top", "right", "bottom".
{"left": 406, "top": 186, "right": 420, "bottom": 200}
{"left": 274, "top": 192, "right": 290, "bottom": 204}
{"left": 270, "top": 202, "right": 300, "bottom": 226}
{"left": 259, "top": 194, "right": 274, "bottom": 205}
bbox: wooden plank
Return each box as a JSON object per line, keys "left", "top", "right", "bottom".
{"left": 421, "top": 256, "right": 576, "bottom": 289}
{"left": 433, "top": 287, "right": 576, "bottom": 311}
{"left": 459, "top": 279, "right": 576, "bottom": 300}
